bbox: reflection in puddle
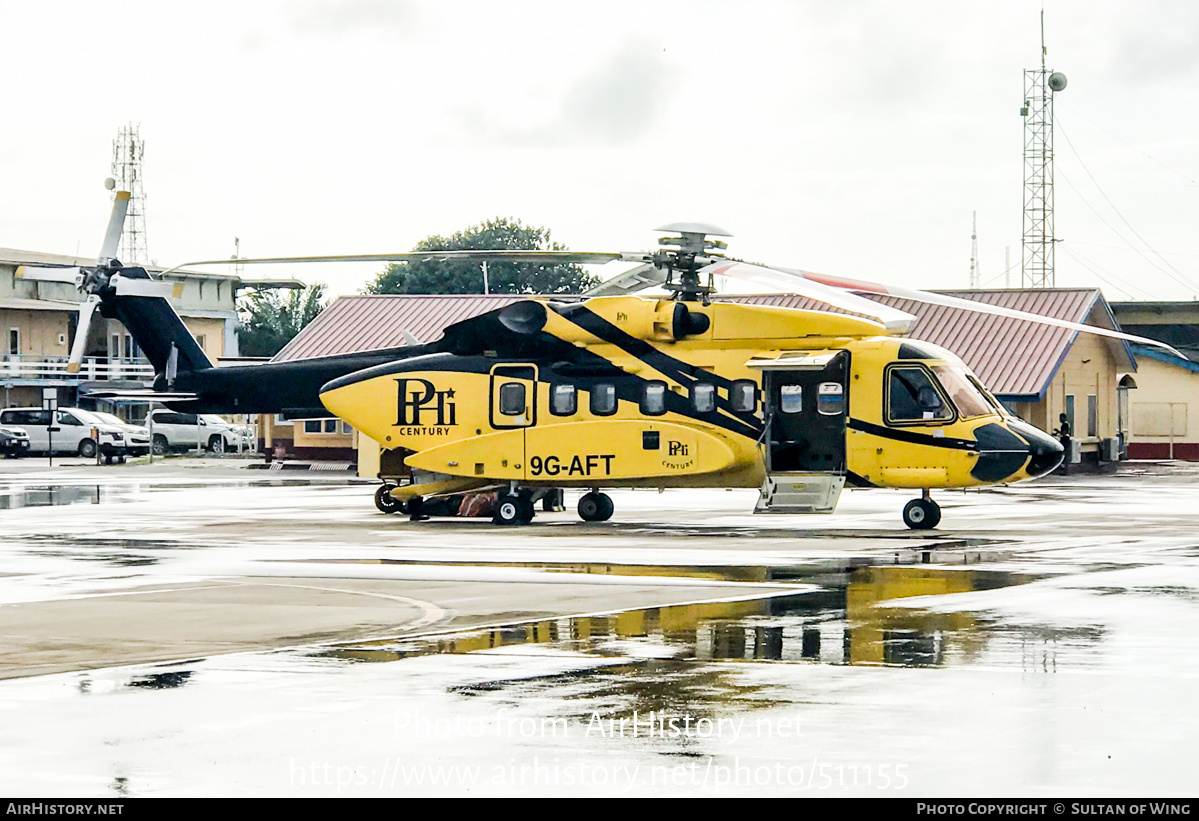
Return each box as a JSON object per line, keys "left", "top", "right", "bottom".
{"left": 319, "top": 565, "right": 1095, "bottom": 670}
{"left": 0, "top": 479, "right": 342, "bottom": 510}
{"left": 0, "top": 485, "right": 114, "bottom": 509}
{"left": 127, "top": 670, "right": 193, "bottom": 690}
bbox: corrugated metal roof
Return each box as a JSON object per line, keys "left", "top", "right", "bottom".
{"left": 272, "top": 289, "right": 1119, "bottom": 398}
{"left": 721, "top": 289, "right": 1109, "bottom": 398}
{"left": 272, "top": 295, "right": 525, "bottom": 361}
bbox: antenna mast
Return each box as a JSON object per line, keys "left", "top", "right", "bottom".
{"left": 969, "top": 211, "right": 981, "bottom": 288}
{"left": 1020, "top": 10, "right": 1067, "bottom": 287}
{"left": 111, "top": 124, "right": 149, "bottom": 265}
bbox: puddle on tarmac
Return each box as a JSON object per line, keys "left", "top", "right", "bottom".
{"left": 0, "top": 479, "right": 346, "bottom": 510}
{"left": 0, "top": 484, "right": 133, "bottom": 508}
{"left": 316, "top": 564, "right": 1102, "bottom": 671}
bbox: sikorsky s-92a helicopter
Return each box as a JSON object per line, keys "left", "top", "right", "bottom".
{"left": 18, "top": 196, "right": 1181, "bottom": 529}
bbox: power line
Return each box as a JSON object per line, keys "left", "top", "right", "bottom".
{"left": 1060, "top": 244, "right": 1155, "bottom": 300}
{"left": 1057, "top": 165, "right": 1199, "bottom": 296}
{"left": 1058, "top": 101, "right": 1199, "bottom": 186}
{"left": 1057, "top": 116, "right": 1199, "bottom": 292}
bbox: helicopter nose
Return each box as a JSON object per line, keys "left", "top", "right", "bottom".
{"left": 970, "top": 421, "right": 1064, "bottom": 482}
{"left": 1008, "top": 419, "right": 1065, "bottom": 478}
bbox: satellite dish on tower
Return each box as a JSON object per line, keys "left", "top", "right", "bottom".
{"left": 1048, "top": 72, "right": 1068, "bottom": 92}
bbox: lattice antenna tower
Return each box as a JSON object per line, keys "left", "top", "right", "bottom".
{"left": 969, "top": 211, "right": 981, "bottom": 288}
{"left": 111, "top": 124, "right": 149, "bottom": 265}
{"left": 1020, "top": 11, "right": 1067, "bottom": 287}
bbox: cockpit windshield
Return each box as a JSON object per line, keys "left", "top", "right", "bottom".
{"left": 930, "top": 366, "right": 994, "bottom": 419}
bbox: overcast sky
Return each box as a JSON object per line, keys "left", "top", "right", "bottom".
{"left": 2, "top": 0, "right": 1197, "bottom": 301}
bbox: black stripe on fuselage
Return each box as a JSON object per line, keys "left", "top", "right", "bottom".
{"left": 847, "top": 418, "right": 978, "bottom": 451}
{"left": 557, "top": 305, "right": 762, "bottom": 439}
{"left": 319, "top": 318, "right": 765, "bottom": 442}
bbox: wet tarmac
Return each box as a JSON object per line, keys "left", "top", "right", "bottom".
{"left": 1, "top": 460, "right": 1198, "bottom": 796}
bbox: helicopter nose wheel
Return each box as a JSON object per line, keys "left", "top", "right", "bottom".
{"left": 902, "top": 492, "right": 941, "bottom": 530}
{"left": 493, "top": 493, "right": 535, "bottom": 526}
{"left": 578, "top": 491, "right": 614, "bottom": 522}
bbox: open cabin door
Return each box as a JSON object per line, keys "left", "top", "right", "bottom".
{"left": 751, "top": 350, "right": 849, "bottom": 514}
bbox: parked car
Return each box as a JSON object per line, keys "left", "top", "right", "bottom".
{"left": 147, "top": 410, "right": 251, "bottom": 455}
{"left": 0, "top": 407, "right": 129, "bottom": 460}
{"left": 0, "top": 424, "right": 31, "bottom": 458}
{"left": 87, "top": 411, "right": 152, "bottom": 457}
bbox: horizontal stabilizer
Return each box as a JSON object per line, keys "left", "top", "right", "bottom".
{"left": 83, "top": 390, "right": 199, "bottom": 401}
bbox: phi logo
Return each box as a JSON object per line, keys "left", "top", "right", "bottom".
{"left": 668, "top": 440, "right": 688, "bottom": 456}
{"left": 395, "top": 378, "right": 457, "bottom": 426}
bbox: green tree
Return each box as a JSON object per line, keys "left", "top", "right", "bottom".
{"left": 365, "top": 217, "right": 598, "bottom": 295}
{"left": 237, "top": 282, "right": 327, "bottom": 357}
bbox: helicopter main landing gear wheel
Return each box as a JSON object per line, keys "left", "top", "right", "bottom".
{"left": 902, "top": 494, "right": 941, "bottom": 530}
{"left": 578, "top": 491, "right": 614, "bottom": 522}
{"left": 374, "top": 485, "right": 403, "bottom": 514}
{"left": 493, "top": 493, "right": 534, "bottom": 526}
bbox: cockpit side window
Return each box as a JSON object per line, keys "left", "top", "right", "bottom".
{"left": 931, "top": 366, "right": 994, "bottom": 419}
{"left": 967, "top": 374, "right": 1009, "bottom": 417}
{"left": 886, "top": 365, "right": 955, "bottom": 425}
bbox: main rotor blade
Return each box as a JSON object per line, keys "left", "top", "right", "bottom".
{"left": 786, "top": 269, "right": 1188, "bottom": 359}
{"left": 15, "top": 265, "right": 82, "bottom": 285}
{"left": 99, "top": 191, "right": 132, "bottom": 260}
{"left": 583, "top": 262, "right": 666, "bottom": 296}
{"left": 701, "top": 261, "right": 916, "bottom": 332}
{"left": 66, "top": 297, "right": 98, "bottom": 374}
{"left": 157, "top": 250, "right": 639, "bottom": 277}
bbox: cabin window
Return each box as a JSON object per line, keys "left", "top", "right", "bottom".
{"left": 7, "top": 329, "right": 17, "bottom": 356}
{"left": 817, "top": 382, "right": 844, "bottom": 416}
{"left": 590, "top": 383, "right": 617, "bottom": 416}
{"left": 499, "top": 382, "right": 526, "bottom": 416}
{"left": 551, "top": 384, "right": 577, "bottom": 416}
{"left": 641, "top": 382, "right": 667, "bottom": 416}
{"left": 325, "top": 419, "right": 337, "bottom": 433}
{"left": 1087, "top": 394, "right": 1098, "bottom": 437}
{"left": 780, "top": 385, "right": 803, "bottom": 414}
{"left": 56, "top": 411, "right": 83, "bottom": 427}
{"left": 1065, "top": 395, "right": 1075, "bottom": 433}
{"left": 692, "top": 383, "right": 716, "bottom": 413}
{"left": 887, "top": 366, "right": 954, "bottom": 424}
{"left": 731, "top": 380, "right": 757, "bottom": 413}
{"left": 304, "top": 420, "right": 321, "bottom": 433}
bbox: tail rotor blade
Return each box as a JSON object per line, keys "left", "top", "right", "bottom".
{"left": 66, "top": 297, "right": 98, "bottom": 374}
{"left": 99, "top": 191, "right": 132, "bottom": 260}
{"left": 15, "top": 266, "right": 82, "bottom": 285}
{"left": 110, "top": 274, "right": 180, "bottom": 299}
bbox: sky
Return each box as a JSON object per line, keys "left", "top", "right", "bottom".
{"left": 2, "top": 0, "right": 1198, "bottom": 302}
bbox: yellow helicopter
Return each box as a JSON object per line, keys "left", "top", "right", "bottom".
{"left": 317, "top": 231, "right": 1067, "bottom": 531}
{"left": 21, "top": 206, "right": 1171, "bottom": 530}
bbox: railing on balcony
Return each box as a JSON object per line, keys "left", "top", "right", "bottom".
{"left": 0, "top": 355, "right": 156, "bottom": 382}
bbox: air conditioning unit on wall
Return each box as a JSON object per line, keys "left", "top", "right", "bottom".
{"left": 1068, "top": 439, "right": 1082, "bottom": 464}
{"left": 1100, "top": 437, "right": 1120, "bottom": 462}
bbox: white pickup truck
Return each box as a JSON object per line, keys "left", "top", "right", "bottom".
{"left": 148, "top": 410, "right": 252, "bottom": 455}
